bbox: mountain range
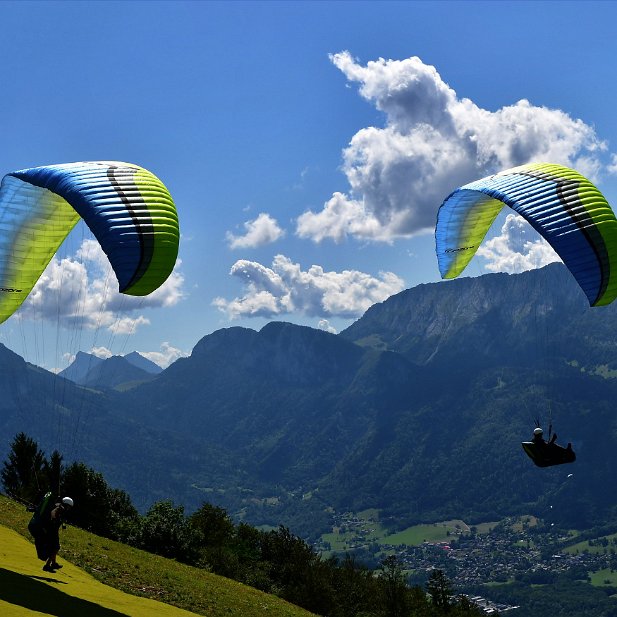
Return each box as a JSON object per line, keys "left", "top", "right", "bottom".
{"left": 2, "top": 263, "right": 617, "bottom": 538}
{"left": 59, "top": 351, "right": 162, "bottom": 389}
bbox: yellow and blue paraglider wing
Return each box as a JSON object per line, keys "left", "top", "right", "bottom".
{"left": 0, "top": 161, "right": 179, "bottom": 324}
{"left": 435, "top": 163, "right": 617, "bottom": 306}
{"left": 0, "top": 174, "right": 81, "bottom": 322}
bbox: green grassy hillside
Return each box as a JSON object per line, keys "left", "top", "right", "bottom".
{"left": 0, "top": 495, "right": 315, "bottom": 617}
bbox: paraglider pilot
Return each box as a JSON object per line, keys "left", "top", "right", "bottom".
{"left": 37, "top": 496, "right": 73, "bottom": 572}
{"left": 523, "top": 426, "right": 575, "bottom": 467}
{"left": 532, "top": 427, "right": 558, "bottom": 446}
{"left": 532, "top": 427, "right": 545, "bottom": 445}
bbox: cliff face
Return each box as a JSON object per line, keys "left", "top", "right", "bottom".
{"left": 341, "top": 263, "right": 608, "bottom": 368}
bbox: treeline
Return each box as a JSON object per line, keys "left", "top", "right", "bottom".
{"left": 470, "top": 580, "right": 617, "bottom": 617}
{"left": 2, "top": 433, "right": 484, "bottom": 617}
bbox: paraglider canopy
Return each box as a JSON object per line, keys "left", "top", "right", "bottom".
{"left": 435, "top": 162, "right": 617, "bottom": 307}
{"left": 0, "top": 161, "right": 179, "bottom": 325}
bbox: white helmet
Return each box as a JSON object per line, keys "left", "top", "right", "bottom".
{"left": 62, "top": 497, "right": 74, "bottom": 507}
{"left": 533, "top": 428, "right": 543, "bottom": 436}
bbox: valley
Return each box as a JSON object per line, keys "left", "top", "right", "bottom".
{"left": 316, "top": 509, "right": 617, "bottom": 615}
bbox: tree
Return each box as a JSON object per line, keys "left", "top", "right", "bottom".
{"left": 61, "top": 461, "right": 138, "bottom": 539}
{"left": 259, "top": 526, "right": 332, "bottom": 613}
{"left": 1, "top": 433, "right": 47, "bottom": 504}
{"left": 188, "top": 502, "right": 239, "bottom": 575}
{"left": 450, "top": 595, "right": 484, "bottom": 616}
{"left": 140, "top": 500, "right": 197, "bottom": 562}
{"left": 107, "top": 487, "right": 141, "bottom": 544}
{"left": 427, "top": 569, "right": 452, "bottom": 613}
{"left": 61, "top": 462, "right": 110, "bottom": 534}
{"left": 331, "top": 554, "right": 380, "bottom": 617}
{"left": 379, "top": 555, "right": 410, "bottom": 617}
{"left": 43, "top": 450, "right": 63, "bottom": 497}
{"left": 189, "top": 502, "right": 234, "bottom": 548}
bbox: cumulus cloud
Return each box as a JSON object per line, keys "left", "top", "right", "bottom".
{"left": 226, "top": 213, "right": 285, "bottom": 249}
{"left": 297, "top": 51, "right": 614, "bottom": 244}
{"left": 476, "top": 214, "right": 560, "bottom": 274}
{"left": 317, "top": 319, "right": 337, "bottom": 334}
{"left": 16, "top": 239, "right": 185, "bottom": 333}
{"left": 139, "top": 342, "right": 187, "bottom": 369}
{"left": 213, "top": 254, "right": 404, "bottom": 319}
{"left": 90, "top": 347, "right": 113, "bottom": 359}
{"left": 297, "top": 192, "right": 384, "bottom": 242}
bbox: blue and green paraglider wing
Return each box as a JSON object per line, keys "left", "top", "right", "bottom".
{"left": 0, "top": 161, "right": 179, "bottom": 323}
{"left": 435, "top": 162, "right": 617, "bottom": 306}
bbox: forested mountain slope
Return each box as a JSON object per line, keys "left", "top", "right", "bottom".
{"left": 2, "top": 264, "right": 617, "bottom": 536}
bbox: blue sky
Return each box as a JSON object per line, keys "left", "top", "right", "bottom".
{"left": 1, "top": 0, "right": 617, "bottom": 370}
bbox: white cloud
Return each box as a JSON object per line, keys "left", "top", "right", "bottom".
{"left": 16, "top": 239, "right": 185, "bottom": 333}
{"left": 107, "top": 315, "right": 151, "bottom": 335}
{"left": 476, "top": 214, "right": 560, "bottom": 274}
{"left": 297, "top": 192, "right": 384, "bottom": 242}
{"left": 297, "top": 51, "right": 613, "bottom": 243}
{"left": 62, "top": 352, "right": 76, "bottom": 366}
{"left": 90, "top": 347, "right": 113, "bottom": 359}
{"left": 213, "top": 254, "right": 404, "bottom": 319}
{"left": 226, "top": 213, "right": 285, "bottom": 249}
{"left": 139, "top": 342, "right": 187, "bottom": 369}
{"left": 317, "top": 319, "right": 337, "bottom": 334}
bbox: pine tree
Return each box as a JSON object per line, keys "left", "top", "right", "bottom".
{"left": 427, "top": 569, "right": 452, "bottom": 612}
{"left": 1, "top": 432, "right": 47, "bottom": 504}
{"left": 379, "top": 555, "right": 410, "bottom": 617}
{"left": 43, "top": 450, "right": 63, "bottom": 497}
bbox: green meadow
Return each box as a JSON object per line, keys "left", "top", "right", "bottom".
{"left": 589, "top": 568, "right": 617, "bottom": 587}
{"left": 322, "top": 510, "right": 503, "bottom": 552}
{"left": 382, "top": 521, "right": 466, "bottom": 546}
{"left": 563, "top": 532, "right": 617, "bottom": 555}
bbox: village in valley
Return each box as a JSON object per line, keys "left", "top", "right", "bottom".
{"left": 315, "top": 510, "right": 617, "bottom": 614}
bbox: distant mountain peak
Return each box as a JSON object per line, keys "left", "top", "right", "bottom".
{"left": 83, "top": 355, "right": 156, "bottom": 390}
{"left": 58, "top": 351, "right": 104, "bottom": 383}
{"left": 59, "top": 350, "right": 161, "bottom": 387}
{"left": 124, "top": 352, "right": 162, "bottom": 374}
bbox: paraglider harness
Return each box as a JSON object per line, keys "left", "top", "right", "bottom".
{"left": 522, "top": 419, "right": 575, "bottom": 468}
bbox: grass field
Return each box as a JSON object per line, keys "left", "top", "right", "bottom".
{"left": 322, "top": 526, "right": 385, "bottom": 551}
{"left": 323, "top": 513, "right": 483, "bottom": 552}
{"left": 381, "top": 521, "right": 464, "bottom": 546}
{"left": 322, "top": 515, "right": 465, "bottom": 551}
{"left": 0, "top": 526, "right": 198, "bottom": 617}
{"left": 474, "top": 521, "right": 499, "bottom": 534}
{"left": 321, "top": 509, "right": 384, "bottom": 551}
{"left": 321, "top": 513, "right": 541, "bottom": 555}
{"left": 0, "top": 494, "right": 315, "bottom": 617}
{"left": 589, "top": 568, "right": 617, "bottom": 586}
{"left": 563, "top": 532, "right": 617, "bottom": 555}
{"left": 509, "top": 516, "right": 539, "bottom": 532}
